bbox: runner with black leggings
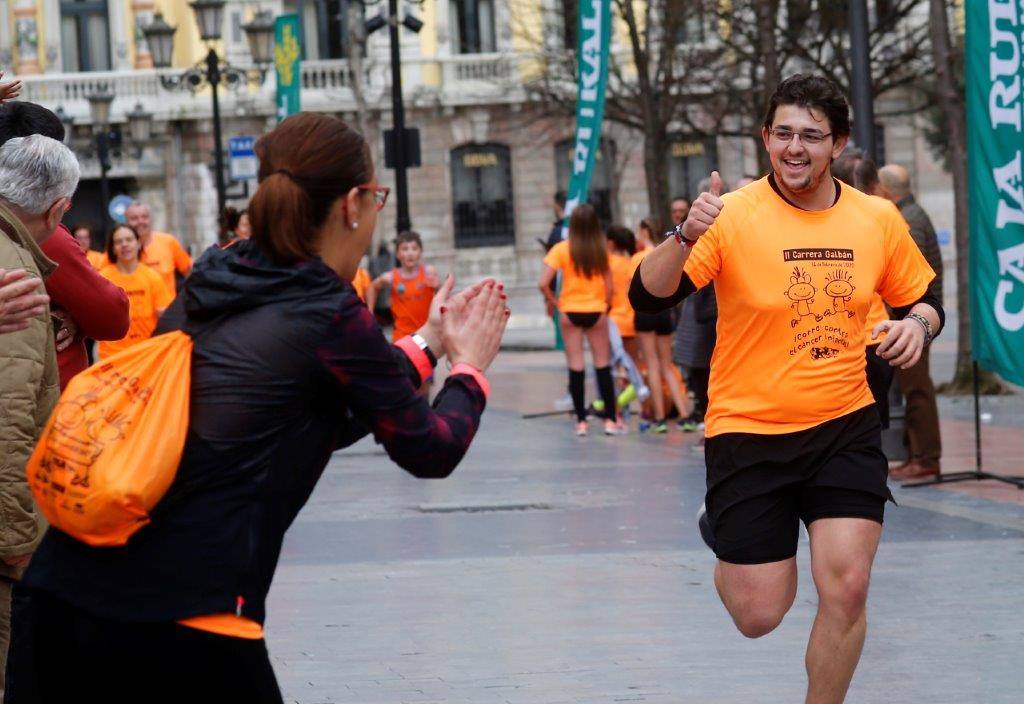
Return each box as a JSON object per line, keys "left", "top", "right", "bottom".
{"left": 538, "top": 204, "right": 619, "bottom": 436}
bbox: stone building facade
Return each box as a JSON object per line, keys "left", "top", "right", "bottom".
{"left": 6, "top": 0, "right": 955, "bottom": 344}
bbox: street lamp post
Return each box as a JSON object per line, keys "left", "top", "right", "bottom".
{"left": 848, "top": 0, "right": 876, "bottom": 160}
{"left": 143, "top": 3, "right": 275, "bottom": 218}
{"left": 87, "top": 90, "right": 115, "bottom": 235}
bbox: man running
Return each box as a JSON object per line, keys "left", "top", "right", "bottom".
{"left": 630, "top": 75, "right": 942, "bottom": 703}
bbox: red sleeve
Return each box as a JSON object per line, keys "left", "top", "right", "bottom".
{"left": 41, "top": 225, "right": 131, "bottom": 341}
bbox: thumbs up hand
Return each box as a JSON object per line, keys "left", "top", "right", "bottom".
{"left": 681, "top": 170, "right": 725, "bottom": 243}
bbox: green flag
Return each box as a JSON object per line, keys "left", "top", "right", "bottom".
{"left": 562, "top": 0, "right": 612, "bottom": 228}
{"left": 966, "top": 0, "right": 1024, "bottom": 385}
{"left": 274, "top": 15, "right": 302, "bottom": 123}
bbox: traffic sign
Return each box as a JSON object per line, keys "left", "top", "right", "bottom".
{"left": 109, "top": 194, "right": 133, "bottom": 224}
{"left": 228, "top": 136, "right": 258, "bottom": 182}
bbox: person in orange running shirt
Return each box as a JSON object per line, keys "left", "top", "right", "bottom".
{"left": 71, "top": 223, "right": 106, "bottom": 269}
{"left": 538, "top": 204, "right": 619, "bottom": 437}
{"left": 125, "top": 201, "right": 192, "bottom": 294}
{"left": 371, "top": 230, "right": 438, "bottom": 341}
{"left": 351, "top": 256, "right": 375, "bottom": 309}
{"left": 97, "top": 224, "right": 173, "bottom": 358}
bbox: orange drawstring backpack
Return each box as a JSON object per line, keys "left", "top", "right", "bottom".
{"left": 27, "top": 331, "right": 192, "bottom": 546}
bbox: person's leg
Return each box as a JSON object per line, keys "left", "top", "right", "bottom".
{"left": 805, "top": 517, "right": 882, "bottom": 704}
{"left": 561, "top": 316, "right": 587, "bottom": 423}
{"left": 692, "top": 366, "right": 710, "bottom": 421}
{"left": 896, "top": 347, "right": 941, "bottom": 465}
{"left": 715, "top": 559, "right": 798, "bottom": 638}
{"left": 608, "top": 320, "right": 645, "bottom": 393}
{"left": 638, "top": 332, "right": 664, "bottom": 422}
{"left": 657, "top": 334, "right": 690, "bottom": 420}
{"left": 584, "top": 317, "right": 617, "bottom": 424}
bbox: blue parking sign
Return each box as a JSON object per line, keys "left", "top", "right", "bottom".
{"left": 229, "top": 136, "right": 258, "bottom": 181}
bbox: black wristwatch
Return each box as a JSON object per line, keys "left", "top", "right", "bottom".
{"left": 411, "top": 333, "right": 438, "bottom": 367}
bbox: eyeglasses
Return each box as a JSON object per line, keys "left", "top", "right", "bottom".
{"left": 769, "top": 128, "right": 832, "bottom": 145}
{"left": 357, "top": 184, "right": 390, "bottom": 211}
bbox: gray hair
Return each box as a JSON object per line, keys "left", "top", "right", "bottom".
{"left": 0, "top": 134, "right": 80, "bottom": 215}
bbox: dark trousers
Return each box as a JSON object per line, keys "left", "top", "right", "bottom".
{"left": 865, "top": 344, "right": 895, "bottom": 429}
{"left": 896, "top": 346, "right": 941, "bottom": 463}
{"left": 6, "top": 587, "right": 283, "bottom": 704}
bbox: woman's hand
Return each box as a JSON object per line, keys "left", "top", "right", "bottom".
{"left": 0, "top": 74, "right": 22, "bottom": 103}
{"left": 418, "top": 275, "right": 495, "bottom": 357}
{"left": 0, "top": 269, "right": 49, "bottom": 333}
{"left": 441, "top": 280, "right": 509, "bottom": 372}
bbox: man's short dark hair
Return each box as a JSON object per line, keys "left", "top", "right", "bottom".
{"left": 0, "top": 102, "right": 65, "bottom": 146}
{"left": 554, "top": 191, "right": 567, "bottom": 209}
{"left": 671, "top": 196, "right": 691, "bottom": 206}
{"left": 763, "top": 74, "right": 851, "bottom": 139}
{"left": 832, "top": 147, "right": 878, "bottom": 193}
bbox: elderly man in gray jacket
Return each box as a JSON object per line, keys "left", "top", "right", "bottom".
{"left": 877, "top": 164, "right": 944, "bottom": 480}
{"left": 0, "top": 134, "right": 80, "bottom": 696}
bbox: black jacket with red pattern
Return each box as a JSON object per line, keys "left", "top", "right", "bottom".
{"left": 25, "top": 239, "right": 486, "bottom": 624}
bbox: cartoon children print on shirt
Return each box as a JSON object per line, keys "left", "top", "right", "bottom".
{"left": 822, "top": 269, "right": 856, "bottom": 318}
{"left": 785, "top": 266, "right": 821, "bottom": 327}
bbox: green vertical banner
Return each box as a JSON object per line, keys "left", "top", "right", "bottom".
{"left": 274, "top": 14, "right": 302, "bottom": 123}
{"left": 562, "top": 0, "right": 612, "bottom": 230}
{"left": 966, "top": 0, "right": 1024, "bottom": 385}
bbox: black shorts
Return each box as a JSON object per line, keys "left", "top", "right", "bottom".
{"left": 565, "top": 312, "right": 602, "bottom": 329}
{"left": 704, "top": 406, "right": 893, "bottom": 565}
{"left": 634, "top": 310, "right": 673, "bottom": 335}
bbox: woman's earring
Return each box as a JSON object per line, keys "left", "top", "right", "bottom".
{"left": 351, "top": 222, "right": 359, "bottom": 229}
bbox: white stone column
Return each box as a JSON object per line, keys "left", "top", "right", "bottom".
{"left": 41, "top": 0, "right": 60, "bottom": 72}
{"left": 0, "top": 2, "right": 12, "bottom": 69}
{"left": 108, "top": 0, "right": 132, "bottom": 70}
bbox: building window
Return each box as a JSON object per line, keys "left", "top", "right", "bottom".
{"left": 451, "top": 144, "right": 515, "bottom": 248}
{"left": 288, "top": 0, "right": 364, "bottom": 60}
{"left": 450, "top": 0, "right": 496, "bottom": 54}
{"left": 667, "top": 136, "right": 718, "bottom": 202}
{"left": 61, "top": 0, "right": 111, "bottom": 72}
{"left": 554, "top": 138, "right": 615, "bottom": 227}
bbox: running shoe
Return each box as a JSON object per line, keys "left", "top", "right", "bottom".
{"left": 697, "top": 503, "right": 715, "bottom": 551}
{"left": 575, "top": 421, "right": 588, "bottom": 437}
{"left": 603, "top": 419, "right": 621, "bottom": 436}
{"left": 678, "top": 413, "right": 699, "bottom": 432}
{"left": 652, "top": 420, "right": 668, "bottom": 434}
{"left": 637, "top": 420, "right": 651, "bottom": 434}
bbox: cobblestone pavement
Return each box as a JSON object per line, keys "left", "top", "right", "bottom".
{"left": 267, "top": 352, "right": 1024, "bottom": 704}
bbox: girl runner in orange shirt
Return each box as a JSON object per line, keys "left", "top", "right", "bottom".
{"left": 97, "top": 224, "right": 173, "bottom": 359}
{"left": 538, "top": 204, "right": 619, "bottom": 436}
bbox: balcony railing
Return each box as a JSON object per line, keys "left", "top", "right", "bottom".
{"left": 17, "top": 53, "right": 527, "bottom": 125}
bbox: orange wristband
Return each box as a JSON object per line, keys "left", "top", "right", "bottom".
{"left": 450, "top": 363, "right": 490, "bottom": 399}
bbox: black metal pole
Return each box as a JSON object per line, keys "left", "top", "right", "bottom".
{"left": 389, "top": 0, "right": 411, "bottom": 234}
{"left": 97, "top": 131, "right": 112, "bottom": 236}
{"left": 207, "top": 47, "right": 227, "bottom": 219}
{"left": 848, "top": 0, "right": 876, "bottom": 160}
{"left": 973, "top": 360, "right": 982, "bottom": 472}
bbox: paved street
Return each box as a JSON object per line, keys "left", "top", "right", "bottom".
{"left": 267, "top": 351, "right": 1024, "bottom": 704}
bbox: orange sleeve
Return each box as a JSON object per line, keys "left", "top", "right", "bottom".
{"left": 682, "top": 224, "right": 723, "bottom": 289}
{"left": 543, "top": 240, "right": 568, "bottom": 271}
{"left": 169, "top": 236, "right": 193, "bottom": 274}
{"left": 876, "top": 208, "right": 934, "bottom": 308}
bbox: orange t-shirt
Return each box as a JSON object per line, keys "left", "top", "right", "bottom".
{"left": 608, "top": 252, "right": 635, "bottom": 337}
{"left": 390, "top": 266, "right": 434, "bottom": 341}
{"left": 683, "top": 177, "right": 934, "bottom": 437}
{"left": 865, "top": 295, "right": 889, "bottom": 345}
{"left": 543, "top": 240, "right": 609, "bottom": 313}
{"left": 141, "top": 231, "right": 192, "bottom": 294}
{"left": 352, "top": 267, "right": 372, "bottom": 302}
{"left": 97, "top": 263, "right": 174, "bottom": 358}
{"left": 85, "top": 249, "right": 107, "bottom": 270}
